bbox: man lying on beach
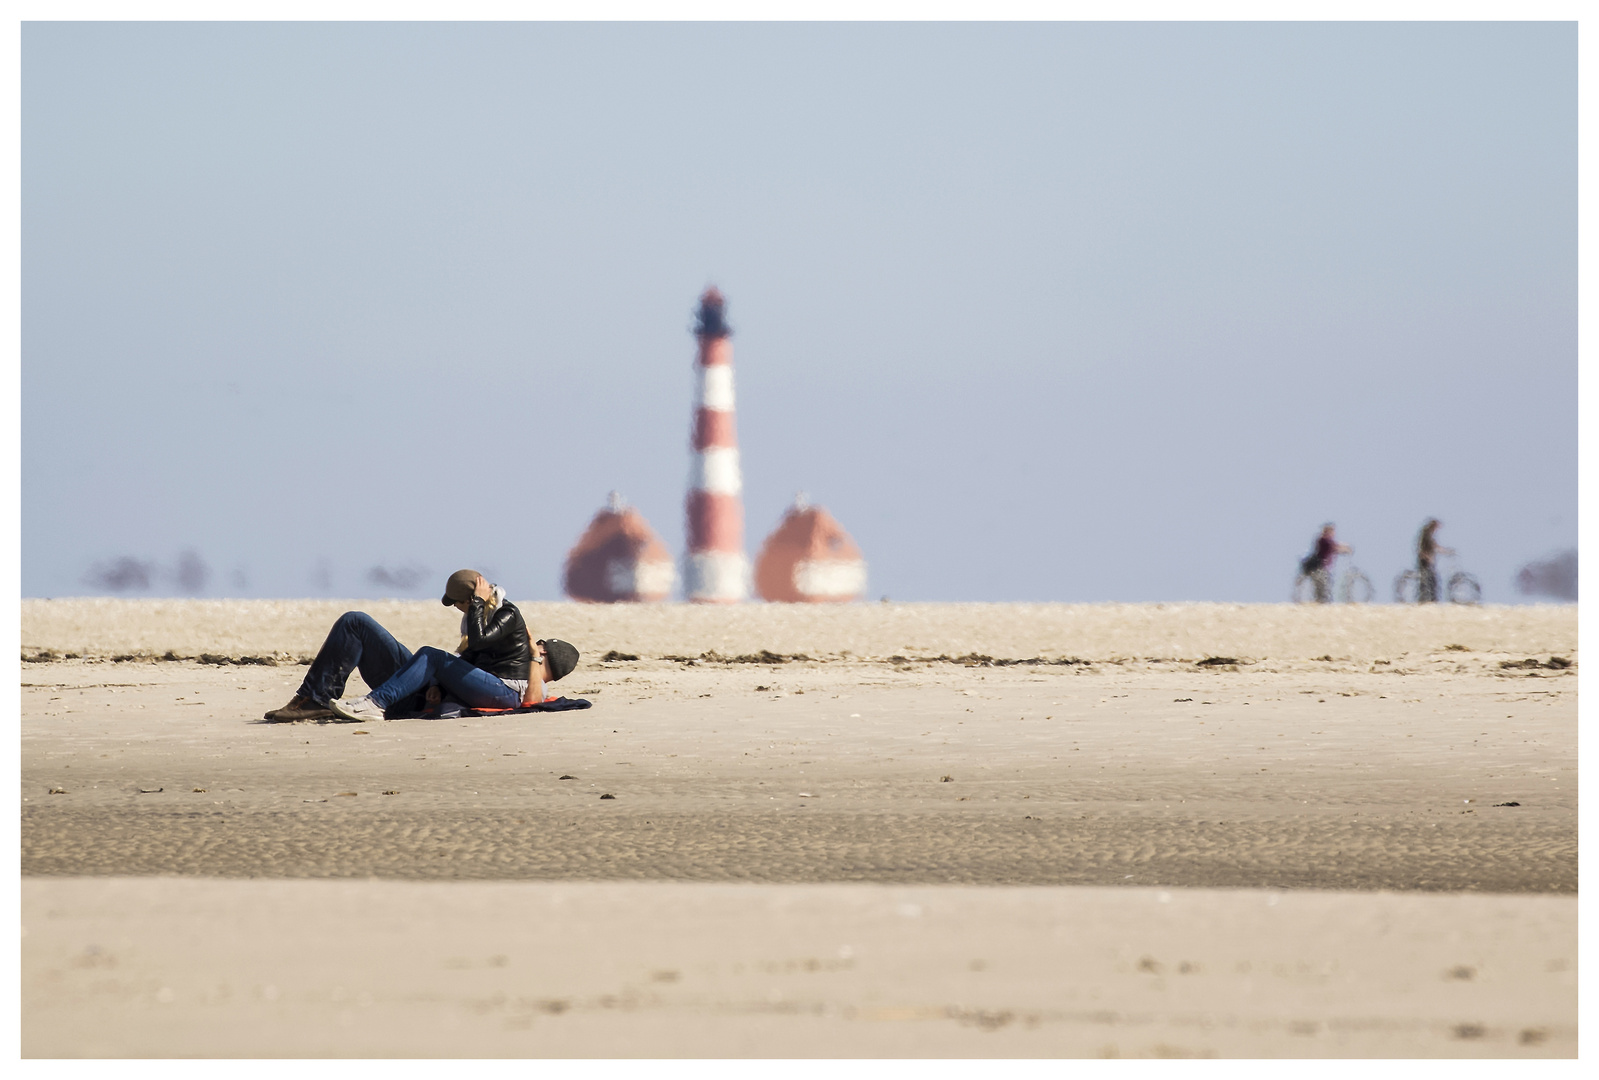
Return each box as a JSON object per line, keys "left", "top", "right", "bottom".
{"left": 262, "top": 569, "right": 578, "bottom": 722}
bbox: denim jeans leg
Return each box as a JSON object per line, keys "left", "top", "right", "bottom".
{"left": 296, "top": 612, "right": 414, "bottom": 706}
{"left": 432, "top": 653, "right": 523, "bottom": 711}
{"left": 365, "top": 648, "right": 443, "bottom": 711}
{"left": 367, "top": 646, "right": 519, "bottom": 712}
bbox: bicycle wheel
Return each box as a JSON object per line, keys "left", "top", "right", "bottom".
{"left": 1338, "top": 568, "right": 1374, "bottom": 604}
{"left": 1292, "top": 573, "right": 1317, "bottom": 603}
{"left": 1448, "top": 571, "right": 1482, "bottom": 605}
{"left": 1393, "top": 569, "right": 1419, "bottom": 604}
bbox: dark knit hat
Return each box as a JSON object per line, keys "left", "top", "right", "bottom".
{"left": 539, "top": 638, "right": 580, "bottom": 682}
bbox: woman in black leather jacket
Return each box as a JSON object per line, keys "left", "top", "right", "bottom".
{"left": 452, "top": 573, "right": 535, "bottom": 686}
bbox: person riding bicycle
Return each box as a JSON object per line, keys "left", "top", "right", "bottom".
{"left": 1415, "top": 518, "right": 1454, "bottom": 603}
{"left": 1297, "top": 524, "right": 1351, "bottom": 603}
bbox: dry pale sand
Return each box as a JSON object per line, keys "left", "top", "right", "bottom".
{"left": 19, "top": 599, "right": 1578, "bottom": 1057}
{"left": 22, "top": 878, "right": 1575, "bottom": 1058}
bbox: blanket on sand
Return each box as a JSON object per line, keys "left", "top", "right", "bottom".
{"left": 387, "top": 696, "right": 592, "bottom": 720}
{"left": 462, "top": 696, "right": 593, "bottom": 716}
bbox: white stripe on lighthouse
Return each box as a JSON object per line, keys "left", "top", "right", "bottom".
{"left": 690, "top": 447, "right": 743, "bottom": 496}
{"left": 696, "top": 364, "right": 736, "bottom": 412}
{"left": 686, "top": 551, "right": 750, "bottom": 601}
{"left": 794, "top": 560, "right": 868, "bottom": 598}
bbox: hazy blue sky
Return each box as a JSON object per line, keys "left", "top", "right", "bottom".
{"left": 22, "top": 21, "right": 1575, "bottom": 602}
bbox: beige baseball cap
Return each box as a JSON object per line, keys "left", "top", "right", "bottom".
{"left": 441, "top": 569, "right": 480, "bottom": 606}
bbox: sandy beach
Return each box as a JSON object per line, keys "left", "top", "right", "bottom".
{"left": 19, "top": 599, "right": 1577, "bottom": 1057}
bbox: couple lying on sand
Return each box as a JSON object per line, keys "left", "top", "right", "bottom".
{"left": 263, "top": 569, "right": 579, "bottom": 723}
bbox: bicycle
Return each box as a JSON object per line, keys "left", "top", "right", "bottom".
{"left": 1393, "top": 556, "right": 1481, "bottom": 605}
{"left": 1292, "top": 557, "right": 1373, "bottom": 604}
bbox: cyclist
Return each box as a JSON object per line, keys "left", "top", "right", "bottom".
{"left": 1297, "top": 524, "right": 1351, "bottom": 603}
{"left": 1415, "top": 519, "right": 1454, "bottom": 603}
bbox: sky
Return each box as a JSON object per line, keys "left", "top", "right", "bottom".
{"left": 21, "top": 20, "right": 1576, "bottom": 603}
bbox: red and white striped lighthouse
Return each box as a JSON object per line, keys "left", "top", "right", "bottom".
{"left": 683, "top": 286, "right": 749, "bottom": 603}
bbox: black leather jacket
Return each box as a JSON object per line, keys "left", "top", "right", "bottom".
{"left": 460, "top": 597, "right": 532, "bottom": 681}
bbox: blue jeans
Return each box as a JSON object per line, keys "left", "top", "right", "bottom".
{"left": 297, "top": 611, "right": 415, "bottom": 708}
{"left": 367, "top": 646, "right": 521, "bottom": 712}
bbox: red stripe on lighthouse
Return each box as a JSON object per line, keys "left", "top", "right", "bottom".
{"left": 687, "top": 491, "right": 745, "bottom": 552}
{"left": 693, "top": 409, "right": 738, "bottom": 451}
{"left": 700, "top": 336, "right": 732, "bottom": 367}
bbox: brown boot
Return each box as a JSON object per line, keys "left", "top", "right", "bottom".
{"left": 264, "top": 696, "right": 336, "bottom": 721}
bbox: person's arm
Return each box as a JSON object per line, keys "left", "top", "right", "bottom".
{"left": 462, "top": 580, "right": 520, "bottom": 650}
{"left": 457, "top": 573, "right": 494, "bottom": 653}
{"left": 522, "top": 637, "right": 546, "bottom": 706}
